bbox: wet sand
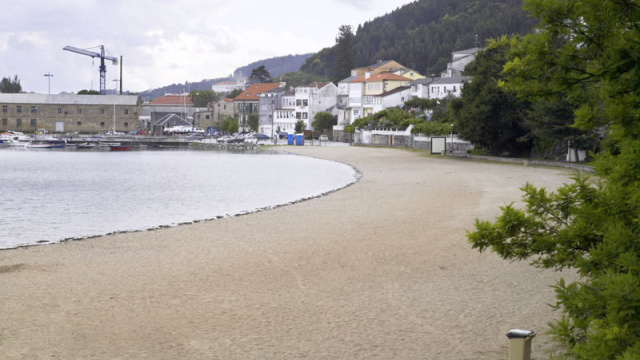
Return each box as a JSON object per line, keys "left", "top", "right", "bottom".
{"left": 0, "top": 146, "right": 578, "bottom": 359}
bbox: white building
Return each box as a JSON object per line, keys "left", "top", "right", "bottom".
{"left": 294, "top": 82, "right": 338, "bottom": 131}
{"left": 211, "top": 76, "right": 247, "bottom": 94}
{"left": 442, "top": 47, "right": 480, "bottom": 77}
{"left": 428, "top": 76, "right": 472, "bottom": 99}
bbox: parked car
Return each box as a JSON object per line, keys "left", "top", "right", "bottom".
{"left": 319, "top": 134, "right": 329, "bottom": 141}
{"left": 254, "top": 133, "right": 270, "bottom": 140}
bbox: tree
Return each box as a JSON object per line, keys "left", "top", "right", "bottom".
{"left": 189, "top": 90, "right": 219, "bottom": 108}
{"left": 311, "top": 112, "right": 336, "bottom": 134}
{"left": 248, "top": 65, "right": 272, "bottom": 85}
{"left": 0, "top": 75, "right": 22, "bottom": 93}
{"left": 455, "top": 39, "right": 532, "bottom": 156}
{"left": 294, "top": 119, "right": 306, "bottom": 133}
{"left": 228, "top": 88, "right": 243, "bottom": 98}
{"left": 467, "top": 1, "right": 640, "bottom": 358}
{"left": 77, "top": 90, "right": 101, "bottom": 95}
{"left": 220, "top": 115, "right": 239, "bottom": 134}
{"left": 247, "top": 114, "right": 259, "bottom": 133}
{"left": 333, "top": 25, "right": 355, "bottom": 82}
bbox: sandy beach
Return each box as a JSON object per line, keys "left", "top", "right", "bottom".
{"left": 1, "top": 146, "right": 579, "bottom": 359}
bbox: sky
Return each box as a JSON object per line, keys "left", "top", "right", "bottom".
{"left": 0, "top": 0, "right": 415, "bottom": 95}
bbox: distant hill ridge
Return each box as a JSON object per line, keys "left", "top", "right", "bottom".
{"left": 141, "top": 0, "right": 535, "bottom": 101}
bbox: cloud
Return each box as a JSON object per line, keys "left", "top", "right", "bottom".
{"left": 0, "top": 0, "right": 414, "bottom": 94}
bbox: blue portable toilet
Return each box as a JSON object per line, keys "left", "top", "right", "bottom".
{"left": 287, "top": 133, "right": 294, "bottom": 145}
{"left": 295, "top": 134, "right": 304, "bottom": 146}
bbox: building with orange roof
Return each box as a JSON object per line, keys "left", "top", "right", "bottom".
{"left": 234, "top": 83, "right": 283, "bottom": 132}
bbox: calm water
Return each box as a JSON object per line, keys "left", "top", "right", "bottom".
{"left": 0, "top": 147, "right": 359, "bottom": 249}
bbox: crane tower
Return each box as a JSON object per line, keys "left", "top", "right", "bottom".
{"left": 63, "top": 45, "right": 118, "bottom": 95}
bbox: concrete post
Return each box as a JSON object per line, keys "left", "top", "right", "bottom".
{"left": 506, "top": 329, "right": 536, "bottom": 360}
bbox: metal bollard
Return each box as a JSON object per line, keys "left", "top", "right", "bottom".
{"left": 506, "top": 329, "right": 536, "bottom": 360}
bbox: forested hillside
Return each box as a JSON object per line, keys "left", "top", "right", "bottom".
{"left": 302, "top": 0, "right": 536, "bottom": 79}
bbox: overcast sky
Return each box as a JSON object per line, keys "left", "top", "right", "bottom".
{"left": 0, "top": 0, "right": 415, "bottom": 95}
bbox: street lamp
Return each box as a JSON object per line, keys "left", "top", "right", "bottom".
{"left": 44, "top": 73, "right": 53, "bottom": 94}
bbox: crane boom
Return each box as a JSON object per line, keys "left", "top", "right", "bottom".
{"left": 63, "top": 45, "right": 118, "bottom": 94}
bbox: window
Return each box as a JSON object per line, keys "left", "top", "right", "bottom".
{"left": 303, "top": 100, "right": 308, "bottom": 106}
{"left": 124, "top": 122, "right": 128, "bottom": 128}
{"left": 101, "top": 108, "right": 105, "bottom": 115}
{"left": 296, "top": 99, "right": 302, "bottom": 106}
{"left": 31, "top": 106, "right": 37, "bottom": 113}
{"left": 302, "top": 112, "right": 308, "bottom": 119}
{"left": 205, "top": 115, "right": 210, "bottom": 120}
{"left": 77, "top": 121, "right": 82, "bottom": 126}
{"left": 2, "top": 105, "right": 7, "bottom": 113}
{"left": 296, "top": 112, "right": 301, "bottom": 119}
{"left": 30, "top": 119, "right": 36, "bottom": 127}
{"left": 16, "top": 119, "right": 22, "bottom": 127}
{"left": 100, "top": 122, "right": 105, "bottom": 128}
{"left": 58, "top": 108, "right": 62, "bottom": 114}
{"left": 77, "top": 108, "right": 82, "bottom": 115}
{"left": 2, "top": 119, "right": 6, "bottom": 126}
{"left": 124, "top": 109, "right": 129, "bottom": 115}
{"left": 17, "top": 106, "right": 22, "bottom": 113}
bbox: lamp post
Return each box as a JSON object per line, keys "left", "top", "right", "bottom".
{"left": 44, "top": 73, "right": 53, "bottom": 94}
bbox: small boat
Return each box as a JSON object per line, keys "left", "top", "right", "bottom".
{"left": 26, "top": 141, "right": 55, "bottom": 149}
{"left": 109, "top": 144, "right": 133, "bottom": 151}
{"left": 76, "top": 142, "right": 96, "bottom": 149}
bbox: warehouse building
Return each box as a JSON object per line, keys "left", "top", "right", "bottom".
{"left": 0, "top": 93, "right": 141, "bottom": 134}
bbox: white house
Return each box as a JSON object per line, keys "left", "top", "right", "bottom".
{"left": 212, "top": 76, "right": 247, "bottom": 93}
{"left": 380, "top": 86, "right": 411, "bottom": 110}
{"left": 428, "top": 76, "right": 472, "bottom": 99}
{"left": 410, "top": 77, "right": 437, "bottom": 99}
{"left": 442, "top": 47, "right": 480, "bottom": 77}
{"left": 294, "top": 82, "right": 338, "bottom": 131}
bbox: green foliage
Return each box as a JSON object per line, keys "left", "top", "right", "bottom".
{"left": 219, "top": 115, "right": 239, "bottom": 134}
{"left": 277, "top": 71, "right": 329, "bottom": 88}
{"left": 77, "top": 89, "right": 101, "bottom": 95}
{"left": 311, "top": 112, "right": 337, "bottom": 133}
{"left": 247, "top": 114, "right": 259, "bottom": 132}
{"left": 227, "top": 88, "right": 243, "bottom": 99}
{"left": 302, "top": 0, "right": 535, "bottom": 78}
{"left": 455, "top": 38, "right": 532, "bottom": 156}
{"left": 294, "top": 119, "right": 306, "bottom": 133}
{"left": 248, "top": 65, "right": 272, "bottom": 84}
{"left": 0, "top": 75, "right": 22, "bottom": 93}
{"left": 468, "top": 0, "right": 640, "bottom": 358}
{"left": 333, "top": 25, "right": 356, "bottom": 83}
{"left": 189, "top": 90, "right": 219, "bottom": 108}
{"left": 352, "top": 107, "right": 414, "bottom": 129}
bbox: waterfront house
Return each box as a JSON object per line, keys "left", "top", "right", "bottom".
{"left": 234, "top": 83, "right": 283, "bottom": 133}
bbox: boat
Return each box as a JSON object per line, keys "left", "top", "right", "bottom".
{"left": 1, "top": 131, "right": 31, "bottom": 147}
{"left": 25, "top": 141, "right": 56, "bottom": 149}
{"left": 76, "top": 142, "right": 96, "bottom": 149}
{"left": 109, "top": 144, "right": 133, "bottom": 151}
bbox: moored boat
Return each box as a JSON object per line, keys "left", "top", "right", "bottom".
{"left": 25, "top": 141, "right": 56, "bottom": 149}
{"left": 109, "top": 144, "right": 133, "bottom": 151}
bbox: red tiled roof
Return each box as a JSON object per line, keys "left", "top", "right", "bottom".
{"left": 234, "top": 83, "right": 281, "bottom": 101}
{"left": 149, "top": 95, "right": 194, "bottom": 106}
